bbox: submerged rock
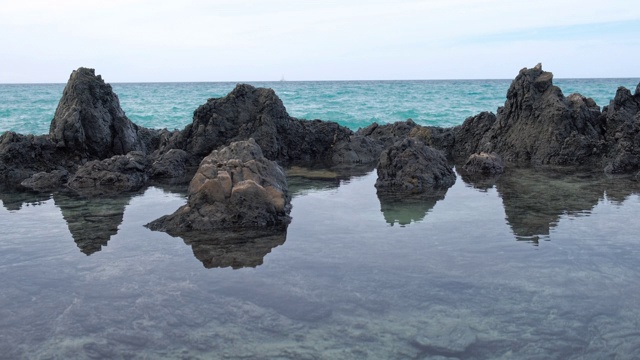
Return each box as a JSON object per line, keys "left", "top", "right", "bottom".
{"left": 147, "top": 139, "right": 291, "bottom": 232}
{"left": 49, "top": 68, "right": 147, "bottom": 159}
{"left": 375, "top": 138, "right": 456, "bottom": 194}
{"left": 412, "top": 322, "right": 477, "bottom": 357}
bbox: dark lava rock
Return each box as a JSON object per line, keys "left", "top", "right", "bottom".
{"left": 0, "top": 132, "right": 68, "bottom": 185}
{"left": 49, "top": 67, "right": 147, "bottom": 159}
{"left": 452, "top": 111, "right": 497, "bottom": 161}
{"left": 147, "top": 139, "right": 291, "bottom": 232}
{"left": 467, "top": 64, "right": 604, "bottom": 167}
{"left": 357, "top": 119, "right": 419, "bottom": 149}
{"left": 183, "top": 84, "right": 378, "bottom": 166}
{"left": 602, "top": 84, "right": 640, "bottom": 174}
{"left": 20, "top": 169, "right": 69, "bottom": 192}
{"left": 375, "top": 138, "right": 456, "bottom": 193}
{"left": 67, "top": 151, "right": 149, "bottom": 195}
{"left": 462, "top": 152, "right": 504, "bottom": 175}
{"left": 150, "top": 148, "right": 189, "bottom": 179}
{"left": 356, "top": 119, "right": 455, "bottom": 158}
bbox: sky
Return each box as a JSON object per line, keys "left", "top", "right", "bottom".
{"left": 0, "top": 0, "right": 639, "bottom": 83}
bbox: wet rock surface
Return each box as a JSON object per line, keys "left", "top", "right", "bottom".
{"left": 147, "top": 139, "right": 291, "bottom": 232}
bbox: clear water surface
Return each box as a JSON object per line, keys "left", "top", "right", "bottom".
{"left": 1, "top": 167, "right": 639, "bottom": 359}
{"left": 1, "top": 78, "right": 640, "bottom": 359}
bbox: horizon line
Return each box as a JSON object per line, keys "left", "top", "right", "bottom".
{"left": 2, "top": 76, "right": 639, "bottom": 86}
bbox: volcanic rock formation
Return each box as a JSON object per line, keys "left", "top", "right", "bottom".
{"left": 146, "top": 139, "right": 291, "bottom": 233}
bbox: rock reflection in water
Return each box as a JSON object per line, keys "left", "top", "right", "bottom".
{"left": 176, "top": 229, "right": 287, "bottom": 269}
{"left": 0, "top": 186, "right": 51, "bottom": 211}
{"left": 286, "top": 165, "right": 374, "bottom": 196}
{"left": 460, "top": 167, "right": 640, "bottom": 243}
{"left": 377, "top": 188, "right": 449, "bottom": 226}
{"left": 53, "top": 192, "right": 134, "bottom": 255}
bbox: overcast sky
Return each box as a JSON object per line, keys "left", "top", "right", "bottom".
{"left": 1, "top": 0, "right": 638, "bottom": 83}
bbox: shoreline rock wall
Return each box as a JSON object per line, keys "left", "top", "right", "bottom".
{"left": 2, "top": 64, "right": 640, "bottom": 196}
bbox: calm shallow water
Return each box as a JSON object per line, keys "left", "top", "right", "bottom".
{"left": 1, "top": 167, "right": 639, "bottom": 359}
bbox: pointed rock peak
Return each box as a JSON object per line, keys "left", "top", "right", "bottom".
{"left": 49, "top": 67, "right": 144, "bottom": 159}
{"left": 510, "top": 63, "right": 554, "bottom": 97}
{"left": 612, "top": 86, "right": 633, "bottom": 108}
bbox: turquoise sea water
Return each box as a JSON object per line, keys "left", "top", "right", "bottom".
{"left": 1, "top": 78, "right": 640, "bottom": 359}
{"left": 1, "top": 78, "right": 639, "bottom": 134}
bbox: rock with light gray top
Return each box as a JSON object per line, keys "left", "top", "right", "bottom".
{"left": 146, "top": 138, "right": 291, "bottom": 232}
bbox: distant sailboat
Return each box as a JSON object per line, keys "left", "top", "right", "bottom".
{"left": 280, "top": 75, "right": 286, "bottom": 82}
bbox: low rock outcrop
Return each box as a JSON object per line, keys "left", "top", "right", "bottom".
{"left": 375, "top": 138, "right": 456, "bottom": 193}
{"left": 67, "top": 151, "right": 149, "bottom": 195}
{"left": 20, "top": 169, "right": 70, "bottom": 192}
{"left": 150, "top": 149, "right": 189, "bottom": 179}
{"left": 357, "top": 119, "right": 418, "bottom": 149}
{"left": 462, "top": 152, "right": 504, "bottom": 175}
{"left": 0, "top": 132, "right": 69, "bottom": 185}
{"left": 147, "top": 139, "right": 291, "bottom": 232}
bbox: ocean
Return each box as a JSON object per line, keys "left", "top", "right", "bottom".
{"left": 1, "top": 78, "right": 640, "bottom": 359}
{"left": 1, "top": 78, "right": 638, "bottom": 134}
